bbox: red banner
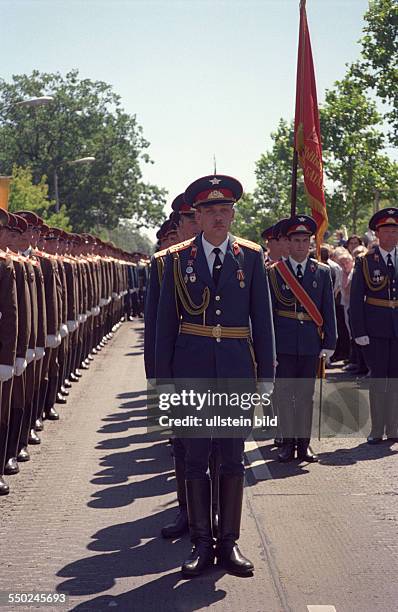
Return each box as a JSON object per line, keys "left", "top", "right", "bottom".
{"left": 294, "top": 0, "right": 327, "bottom": 250}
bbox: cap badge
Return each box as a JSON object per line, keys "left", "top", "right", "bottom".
{"left": 208, "top": 190, "right": 224, "bottom": 199}
{"left": 209, "top": 177, "right": 222, "bottom": 185}
{"left": 298, "top": 217, "right": 306, "bottom": 222}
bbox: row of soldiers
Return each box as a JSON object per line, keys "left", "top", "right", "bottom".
{"left": 0, "top": 209, "right": 148, "bottom": 495}
{"left": 144, "top": 173, "right": 398, "bottom": 579}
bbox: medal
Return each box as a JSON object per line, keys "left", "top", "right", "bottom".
{"left": 189, "top": 274, "right": 196, "bottom": 283}
{"left": 186, "top": 266, "right": 193, "bottom": 274}
{"left": 184, "top": 274, "right": 188, "bottom": 283}
{"left": 237, "top": 269, "right": 245, "bottom": 288}
{"left": 313, "top": 281, "right": 317, "bottom": 288}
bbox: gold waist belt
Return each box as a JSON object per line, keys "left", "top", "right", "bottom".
{"left": 180, "top": 322, "right": 251, "bottom": 339}
{"left": 365, "top": 296, "right": 398, "bottom": 309}
{"left": 276, "top": 309, "right": 312, "bottom": 321}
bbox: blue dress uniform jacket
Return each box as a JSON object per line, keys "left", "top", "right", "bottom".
{"left": 268, "top": 258, "right": 337, "bottom": 356}
{"left": 144, "top": 252, "right": 166, "bottom": 379}
{"left": 155, "top": 233, "right": 275, "bottom": 381}
{"left": 350, "top": 247, "right": 398, "bottom": 339}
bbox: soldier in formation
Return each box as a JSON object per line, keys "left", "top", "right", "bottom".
{"left": 0, "top": 210, "right": 143, "bottom": 495}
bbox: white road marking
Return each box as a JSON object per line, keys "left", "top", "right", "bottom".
{"left": 245, "top": 436, "right": 273, "bottom": 480}
{"left": 307, "top": 606, "right": 337, "bottom": 612}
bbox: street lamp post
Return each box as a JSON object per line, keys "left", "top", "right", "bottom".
{"left": 54, "top": 156, "right": 96, "bottom": 212}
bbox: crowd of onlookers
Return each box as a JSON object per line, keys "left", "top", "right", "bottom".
{"left": 318, "top": 231, "right": 379, "bottom": 376}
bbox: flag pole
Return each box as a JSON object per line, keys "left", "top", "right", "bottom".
{"left": 290, "top": 149, "right": 298, "bottom": 218}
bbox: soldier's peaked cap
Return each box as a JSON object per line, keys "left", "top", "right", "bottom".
{"left": 14, "top": 210, "right": 43, "bottom": 227}
{"left": 261, "top": 225, "right": 275, "bottom": 241}
{"left": 272, "top": 218, "right": 290, "bottom": 240}
{"left": 369, "top": 207, "right": 398, "bottom": 231}
{"left": 171, "top": 193, "right": 195, "bottom": 215}
{"left": 7, "top": 213, "right": 28, "bottom": 233}
{"left": 281, "top": 215, "right": 317, "bottom": 237}
{"left": 184, "top": 174, "right": 243, "bottom": 208}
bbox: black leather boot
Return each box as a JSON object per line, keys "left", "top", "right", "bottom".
{"left": 181, "top": 479, "right": 214, "bottom": 577}
{"left": 216, "top": 474, "right": 254, "bottom": 576}
{"left": 161, "top": 455, "right": 188, "bottom": 538}
{"left": 4, "top": 457, "right": 19, "bottom": 475}
{"left": 209, "top": 444, "right": 220, "bottom": 539}
{"left": 278, "top": 438, "right": 295, "bottom": 462}
{"left": 0, "top": 476, "right": 9, "bottom": 495}
{"left": 297, "top": 438, "right": 318, "bottom": 462}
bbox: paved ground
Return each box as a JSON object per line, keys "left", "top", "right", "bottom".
{"left": 1, "top": 321, "right": 397, "bottom": 612}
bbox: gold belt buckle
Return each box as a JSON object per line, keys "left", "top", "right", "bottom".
{"left": 212, "top": 325, "right": 222, "bottom": 338}
{"left": 297, "top": 312, "right": 305, "bottom": 321}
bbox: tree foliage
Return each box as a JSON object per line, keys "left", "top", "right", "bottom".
{"left": 8, "top": 165, "right": 71, "bottom": 230}
{"left": 103, "top": 220, "right": 154, "bottom": 254}
{"left": 0, "top": 70, "right": 166, "bottom": 232}
{"left": 233, "top": 120, "right": 307, "bottom": 241}
{"left": 352, "top": 0, "right": 398, "bottom": 145}
{"left": 320, "top": 74, "right": 397, "bottom": 234}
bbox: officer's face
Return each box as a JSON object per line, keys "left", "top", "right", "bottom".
{"left": 179, "top": 214, "right": 199, "bottom": 240}
{"left": 279, "top": 236, "right": 290, "bottom": 257}
{"left": 267, "top": 238, "right": 281, "bottom": 260}
{"left": 288, "top": 234, "right": 310, "bottom": 261}
{"left": 376, "top": 226, "right": 398, "bottom": 251}
{"left": 195, "top": 204, "right": 235, "bottom": 244}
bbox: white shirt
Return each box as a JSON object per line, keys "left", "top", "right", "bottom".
{"left": 288, "top": 256, "right": 308, "bottom": 276}
{"left": 378, "top": 246, "right": 397, "bottom": 269}
{"left": 202, "top": 234, "right": 229, "bottom": 276}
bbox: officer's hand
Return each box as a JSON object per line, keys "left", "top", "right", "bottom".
{"left": 258, "top": 381, "right": 274, "bottom": 397}
{"left": 355, "top": 336, "right": 370, "bottom": 346}
{"left": 60, "top": 323, "right": 69, "bottom": 338}
{"left": 319, "top": 349, "right": 334, "bottom": 359}
{"left": 35, "top": 348, "right": 45, "bottom": 360}
{"left": 0, "top": 365, "right": 14, "bottom": 382}
{"left": 14, "top": 358, "right": 28, "bottom": 377}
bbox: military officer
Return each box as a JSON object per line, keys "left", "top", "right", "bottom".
{"left": 0, "top": 209, "right": 18, "bottom": 495}
{"left": 145, "top": 194, "right": 198, "bottom": 539}
{"left": 350, "top": 207, "right": 398, "bottom": 443}
{"left": 156, "top": 174, "right": 275, "bottom": 577}
{"left": 261, "top": 225, "right": 279, "bottom": 265}
{"left": 268, "top": 215, "right": 337, "bottom": 463}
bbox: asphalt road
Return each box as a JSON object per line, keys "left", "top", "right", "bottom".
{"left": 0, "top": 321, "right": 397, "bottom": 612}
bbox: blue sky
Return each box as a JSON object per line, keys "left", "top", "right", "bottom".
{"left": 2, "top": 0, "right": 372, "bottom": 222}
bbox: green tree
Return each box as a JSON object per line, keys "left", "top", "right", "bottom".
{"left": 0, "top": 70, "right": 166, "bottom": 232}
{"left": 233, "top": 119, "right": 307, "bottom": 242}
{"left": 8, "top": 165, "right": 71, "bottom": 230}
{"left": 352, "top": 0, "right": 398, "bottom": 145}
{"left": 320, "top": 75, "right": 397, "bottom": 234}
{"left": 105, "top": 220, "right": 154, "bottom": 255}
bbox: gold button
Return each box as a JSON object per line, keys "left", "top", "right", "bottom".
{"left": 216, "top": 338, "right": 221, "bottom": 343}
{"left": 215, "top": 295, "right": 220, "bottom": 301}
{"left": 300, "top": 321, "right": 304, "bottom": 325}
{"left": 216, "top": 309, "right": 221, "bottom": 315}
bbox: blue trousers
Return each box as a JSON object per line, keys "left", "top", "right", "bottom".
{"left": 182, "top": 437, "right": 244, "bottom": 480}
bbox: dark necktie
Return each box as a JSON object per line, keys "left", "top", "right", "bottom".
{"left": 212, "top": 247, "right": 223, "bottom": 285}
{"left": 387, "top": 253, "right": 395, "bottom": 281}
{"left": 296, "top": 263, "right": 303, "bottom": 283}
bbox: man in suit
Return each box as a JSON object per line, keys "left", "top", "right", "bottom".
{"left": 156, "top": 174, "right": 275, "bottom": 577}
{"left": 350, "top": 207, "right": 398, "bottom": 443}
{"left": 268, "top": 215, "right": 337, "bottom": 463}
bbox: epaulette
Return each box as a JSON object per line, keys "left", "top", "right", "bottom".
{"left": 234, "top": 236, "right": 262, "bottom": 252}
{"left": 168, "top": 237, "right": 195, "bottom": 254}
{"left": 154, "top": 247, "right": 169, "bottom": 259}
